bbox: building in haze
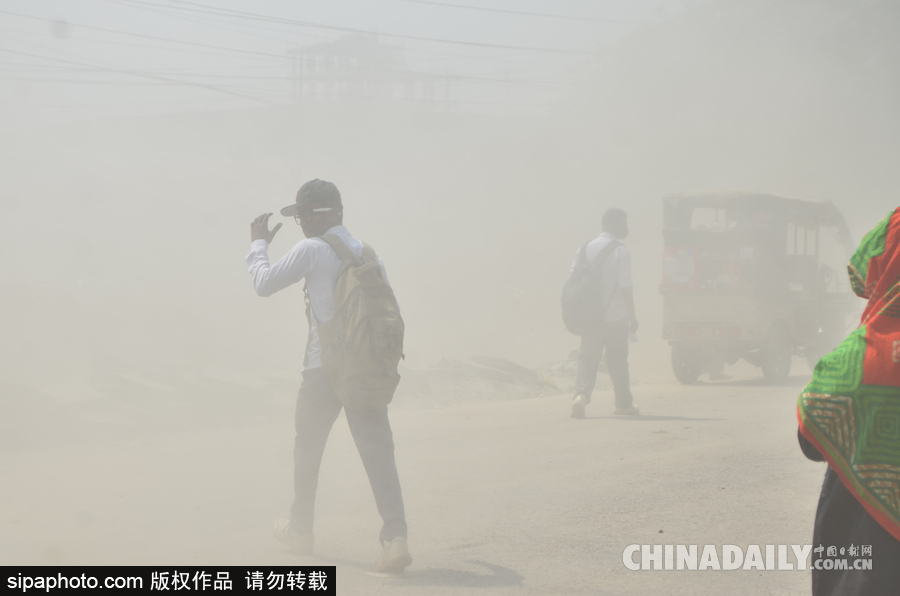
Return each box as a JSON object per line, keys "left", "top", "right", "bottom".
{"left": 288, "top": 33, "right": 456, "bottom": 107}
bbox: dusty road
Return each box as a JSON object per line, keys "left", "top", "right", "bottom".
{"left": 0, "top": 370, "right": 825, "bottom": 595}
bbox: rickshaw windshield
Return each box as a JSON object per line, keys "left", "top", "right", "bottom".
{"left": 664, "top": 200, "right": 761, "bottom": 233}
{"left": 689, "top": 206, "right": 738, "bottom": 230}
{"left": 662, "top": 195, "right": 853, "bottom": 295}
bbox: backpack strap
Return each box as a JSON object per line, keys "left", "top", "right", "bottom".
{"left": 576, "top": 243, "right": 589, "bottom": 267}
{"left": 590, "top": 239, "right": 621, "bottom": 270}
{"left": 361, "top": 242, "right": 378, "bottom": 264}
{"left": 303, "top": 235, "right": 357, "bottom": 369}
{"left": 592, "top": 240, "right": 622, "bottom": 319}
{"left": 573, "top": 240, "right": 619, "bottom": 275}
{"left": 320, "top": 234, "right": 360, "bottom": 266}
{"left": 302, "top": 282, "right": 312, "bottom": 369}
{"left": 320, "top": 235, "right": 364, "bottom": 281}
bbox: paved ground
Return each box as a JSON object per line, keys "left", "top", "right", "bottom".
{"left": 0, "top": 370, "right": 825, "bottom": 595}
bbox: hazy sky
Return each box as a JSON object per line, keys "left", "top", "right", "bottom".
{"left": 0, "top": 0, "right": 684, "bottom": 122}
{"left": 3, "top": 0, "right": 896, "bottom": 378}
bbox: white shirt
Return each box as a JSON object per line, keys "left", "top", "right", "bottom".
{"left": 570, "top": 232, "right": 633, "bottom": 322}
{"left": 246, "top": 225, "right": 385, "bottom": 370}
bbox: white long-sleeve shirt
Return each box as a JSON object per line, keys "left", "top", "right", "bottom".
{"left": 246, "top": 225, "right": 384, "bottom": 370}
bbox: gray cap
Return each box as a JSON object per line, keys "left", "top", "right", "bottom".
{"left": 280, "top": 179, "right": 342, "bottom": 217}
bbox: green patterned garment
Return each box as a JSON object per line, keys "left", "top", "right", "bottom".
{"left": 799, "top": 208, "right": 900, "bottom": 542}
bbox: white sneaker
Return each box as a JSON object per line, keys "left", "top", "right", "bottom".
{"left": 372, "top": 536, "right": 412, "bottom": 573}
{"left": 613, "top": 405, "right": 640, "bottom": 416}
{"left": 571, "top": 395, "right": 588, "bottom": 419}
{"left": 273, "top": 518, "right": 314, "bottom": 555}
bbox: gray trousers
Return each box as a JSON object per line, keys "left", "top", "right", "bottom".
{"left": 574, "top": 318, "right": 634, "bottom": 408}
{"left": 291, "top": 368, "right": 407, "bottom": 544}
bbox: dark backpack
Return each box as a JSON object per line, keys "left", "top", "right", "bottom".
{"left": 561, "top": 240, "right": 621, "bottom": 335}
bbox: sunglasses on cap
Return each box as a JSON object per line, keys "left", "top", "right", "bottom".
{"left": 294, "top": 207, "right": 333, "bottom": 224}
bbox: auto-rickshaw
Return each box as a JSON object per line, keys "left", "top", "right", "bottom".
{"left": 661, "top": 191, "right": 857, "bottom": 384}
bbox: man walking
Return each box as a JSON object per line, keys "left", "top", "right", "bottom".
{"left": 246, "top": 179, "right": 411, "bottom": 573}
{"left": 569, "top": 208, "right": 640, "bottom": 418}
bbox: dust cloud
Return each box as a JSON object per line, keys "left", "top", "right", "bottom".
{"left": 0, "top": 0, "right": 897, "bottom": 582}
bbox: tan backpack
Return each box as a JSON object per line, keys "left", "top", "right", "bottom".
{"left": 315, "top": 234, "right": 404, "bottom": 409}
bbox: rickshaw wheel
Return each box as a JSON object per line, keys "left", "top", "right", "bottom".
{"left": 671, "top": 345, "right": 702, "bottom": 385}
{"left": 761, "top": 324, "right": 792, "bottom": 383}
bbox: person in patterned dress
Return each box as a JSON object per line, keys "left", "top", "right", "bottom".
{"left": 798, "top": 208, "right": 900, "bottom": 595}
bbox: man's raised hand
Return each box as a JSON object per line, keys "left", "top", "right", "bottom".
{"left": 251, "top": 213, "right": 282, "bottom": 243}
